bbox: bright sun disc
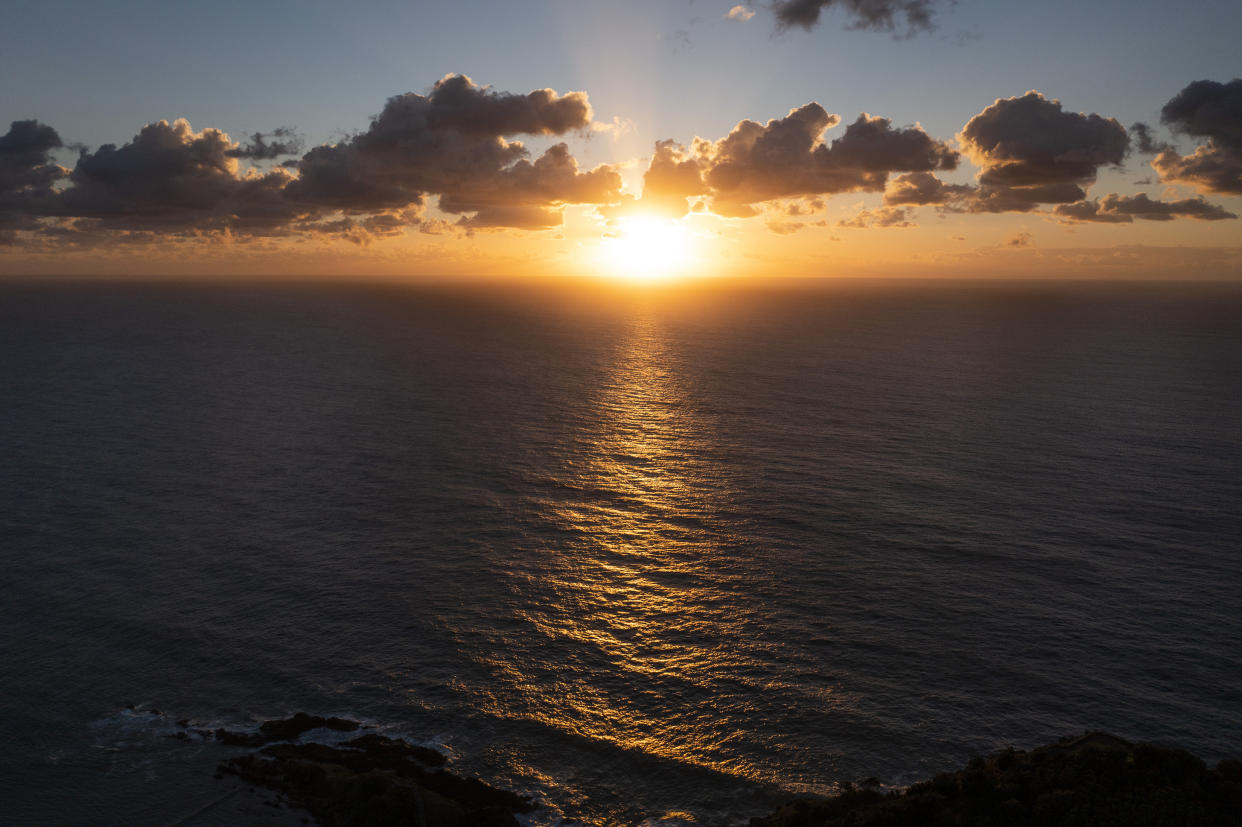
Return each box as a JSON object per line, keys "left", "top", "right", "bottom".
{"left": 598, "top": 216, "right": 694, "bottom": 281}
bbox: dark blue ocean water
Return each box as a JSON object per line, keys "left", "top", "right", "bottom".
{"left": 2, "top": 279, "right": 1241, "bottom": 826}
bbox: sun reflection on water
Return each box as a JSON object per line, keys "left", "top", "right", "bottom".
{"left": 453, "top": 307, "right": 849, "bottom": 792}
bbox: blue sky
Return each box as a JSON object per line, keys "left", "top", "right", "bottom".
{"left": 5, "top": 0, "right": 1237, "bottom": 156}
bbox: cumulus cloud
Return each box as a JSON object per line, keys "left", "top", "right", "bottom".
{"left": 772, "top": 0, "right": 942, "bottom": 35}
{"left": 0, "top": 120, "right": 69, "bottom": 238}
{"left": 285, "top": 74, "right": 618, "bottom": 224}
{"left": 1152, "top": 78, "right": 1242, "bottom": 194}
{"left": 1, "top": 74, "right": 621, "bottom": 246}
{"left": 955, "top": 91, "right": 1128, "bottom": 212}
{"left": 49, "top": 118, "right": 324, "bottom": 238}
{"left": 605, "top": 139, "right": 709, "bottom": 220}
{"left": 1053, "top": 192, "right": 1237, "bottom": 223}
{"left": 437, "top": 142, "right": 621, "bottom": 226}
{"left": 623, "top": 103, "right": 956, "bottom": 218}
{"left": 0, "top": 120, "right": 66, "bottom": 197}
{"left": 883, "top": 171, "right": 972, "bottom": 205}
{"left": 725, "top": 5, "right": 756, "bottom": 22}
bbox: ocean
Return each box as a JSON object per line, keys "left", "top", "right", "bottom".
{"left": 2, "top": 278, "right": 1240, "bottom": 825}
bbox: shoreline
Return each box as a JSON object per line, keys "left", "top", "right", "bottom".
{"left": 165, "top": 714, "right": 1242, "bottom": 826}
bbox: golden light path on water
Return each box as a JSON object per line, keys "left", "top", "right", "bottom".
{"left": 451, "top": 300, "right": 853, "bottom": 796}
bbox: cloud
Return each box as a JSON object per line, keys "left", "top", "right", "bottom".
{"left": 766, "top": 219, "right": 804, "bottom": 234}
{"left": 883, "top": 171, "right": 972, "bottom": 205}
{"left": 725, "top": 5, "right": 755, "bottom": 22}
{"left": 603, "top": 139, "right": 709, "bottom": 221}
{"left": 838, "top": 205, "right": 914, "bottom": 228}
{"left": 0, "top": 120, "right": 69, "bottom": 236}
{"left": 1128, "top": 121, "right": 1171, "bottom": 155}
{"left": 880, "top": 94, "right": 1134, "bottom": 217}
{"left": 285, "top": 74, "right": 618, "bottom": 224}
{"left": 627, "top": 103, "right": 955, "bottom": 218}
{"left": 590, "top": 115, "right": 635, "bottom": 138}
{"left": 1053, "top": 192, "right": 1237, "bottom": 223}
{"left": 1005, "top": 231, "right": 1034, "bottom": 247}
{"left": 956, "top": 91, "right": 1128, "bottom": 212}
{"left": 56, "top": 118, "right": 307, "bottom": 233}
{"left": 436, "top": 142, "right": 621, "bottom": 222}
{"left": 785, "top": 198, "right": 825, "bottom": 215}
{"left": 226, "top": 128, "right": 304, "bottom": 160}
{"left": 772, "top": 0, "right": 942, "bottom": 35}
{"left": 1152, "top": 78, "right": 1242, "bottom": 194}
{"left": 2, "top": 74, "right": 620, "bottom": 245}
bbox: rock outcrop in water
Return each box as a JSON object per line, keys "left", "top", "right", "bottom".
{"left": 750, "top": 732, "right": 1242, "bottom": 827}
{"left": 210, "top": 714, "right": 534, "bottom": 827}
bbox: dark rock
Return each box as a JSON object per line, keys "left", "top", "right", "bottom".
{"left": 220, "top": 731, "right": 533, "bottom": 827}
{"left": 259, "top": 712, "right": 360, "bottom": 742}
{"left": 749, "top": 732, "right": 1242, "bottom": 827}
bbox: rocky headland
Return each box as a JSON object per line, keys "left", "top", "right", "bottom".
{"left": 168, "top": 712, "right": 534, "bottom": 826}
{"left": 750, "top": 732, "right": 1242, "bottom": 827}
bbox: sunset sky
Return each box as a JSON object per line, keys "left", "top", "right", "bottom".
{"left": 2, "top": 0, "right": 1240, "bottom": 280}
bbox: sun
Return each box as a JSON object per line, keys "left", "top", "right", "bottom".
{"left": 596, "top": 215, "right": 696, "bottom": 281}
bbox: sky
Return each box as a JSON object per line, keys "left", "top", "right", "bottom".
{"left": 1, "top": 0, "right": 1240, "bottom": 280}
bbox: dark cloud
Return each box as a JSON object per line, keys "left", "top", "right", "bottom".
{"left": 416, "top": 73, "right": 592, "bottom": 136}
{"left": 1129, "top": 122, "right": 1171, "bottom": 155}
{"left": 437, "top": 142, "right": 621, "bottom": 222}
{"left": 2, "top": 74, "right": 618, "bottom": 245}
{"left": 457, "top": 205, "right": 564, "bottom": 230}
{"left": 0, "top": 119, "right": 66, "bottom": 195}
{"left": 773, "top": 0, "right": 941, "bottom": 35}
{"left": 1053, "top": 192, "right": 1237, "bottom": 223}
{"left": 883, "top": 171, "right": 972, "bottom": 205}
{"left": 56, "top": 119, "right": 307, "bottom": 233}
{"left": 285, "top": 74, "right": 617, "bottom": 224}
{"left": 308, "top": 209, "right": 421, "bottom": 245}
{"left": 1005, "top": 231, "right": 1034, "bottom": 247}
{"left": 838, "top": 205, "right": 913, "bottom": 228}
{"left": 957, "top": 91, "right": 1128, "bottom": 211}
{"left": 634, "top": 103, "right": 958, "bottom": 217}
{"left": 1153, "top": 79, "right": 1242, "bottom": 193}
{"left": 1161, "top": 79, "right": 1242, "bottom": 146}
{"left": 0, "top": 120, "right": 69, "bottom": 232}
{"left": 283, "top": 143, "right": 418, "bottom": 212}
{"left": 227, "top": 128, "right": 304, "bottom": 160}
